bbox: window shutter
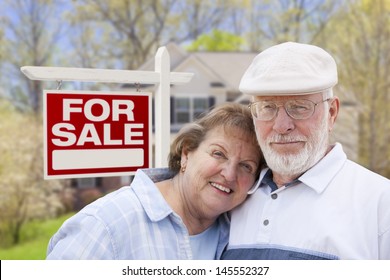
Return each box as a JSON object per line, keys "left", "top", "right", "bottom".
{"left": 170, "top": 97, "right": 175, "bottom": 124}
{"left": 208, "top": 96, "right": 215, "bottom": 109}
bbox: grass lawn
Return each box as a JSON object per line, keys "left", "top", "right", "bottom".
{"left": 0, "top": 212, "right": 74, "bottom": 260}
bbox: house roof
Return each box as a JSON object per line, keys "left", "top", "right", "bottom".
{"left": 191, "top": 52, "right": 257, "bottom": 90}
{"left": 138, "top": 43, "right": 257, "bottom": 91}
{"left": 137, "top": 43, "right": 353, "bottom": 104}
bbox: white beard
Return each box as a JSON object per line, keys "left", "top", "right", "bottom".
{"left": 258, "top": 116, "right": 329, "bottom": 177}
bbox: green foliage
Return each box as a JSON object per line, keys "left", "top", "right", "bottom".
{"left": 1, "top": 0, "right": 65, "bottom": 113}
{"left": 186, "top": 30, "right": 244, "bottom": 51}
{"left": 321, "top": 0, "right": 390, "bottom": 177}
{"left": 0, "top": 98, "right": 66, "bottom": 247}
{"left": 0, "top": 212, "right": 74, "bottom": 260}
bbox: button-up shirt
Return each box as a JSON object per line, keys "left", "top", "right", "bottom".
{"left": 47, "top": 168, "right": 229, "bottom": 260}
{"left": 223, "top": 143, "right": 390, "bottom": 259}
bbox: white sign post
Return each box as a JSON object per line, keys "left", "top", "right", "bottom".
{"left": 21, "top": 46, "right": 193, "bottom": 178}
{"left": 154, "top": 47, "right": 171, "bottom": 168}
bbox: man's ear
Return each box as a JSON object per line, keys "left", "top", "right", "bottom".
{"left": 328, "top": 96, "right": 340, "bottom": 132}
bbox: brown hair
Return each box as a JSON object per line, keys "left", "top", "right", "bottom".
{"left": 168, "top": 102, "right": 263, "bottom": 175}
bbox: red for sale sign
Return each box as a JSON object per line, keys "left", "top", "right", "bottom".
{"left": 43, "top": 90, "right": 152, "bottom": 179}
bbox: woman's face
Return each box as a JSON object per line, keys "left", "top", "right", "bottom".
{"left": 180, "top": 126, "right": 260, "bottom": 219}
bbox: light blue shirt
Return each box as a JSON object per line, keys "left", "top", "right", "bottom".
{"left": 46, "top": 168, "right": 229, "bottom": 260}
{"left": 190, "top": 222, "right": 219, "bottom": 259}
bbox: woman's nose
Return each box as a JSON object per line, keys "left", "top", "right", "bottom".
{"left": 221, "top": 162, "right": 237, "bottom": 182}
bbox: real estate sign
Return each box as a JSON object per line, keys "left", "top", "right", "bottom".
{"left": 43, "top": 90, "right": 152, "bottom": 179}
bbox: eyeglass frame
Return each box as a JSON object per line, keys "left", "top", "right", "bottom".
{"left": 248, "top": 98, "right": 332, "bottom": 121}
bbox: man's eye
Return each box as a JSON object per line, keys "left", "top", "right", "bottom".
{"left": 290, "top": 104, "right": 310, "bottom": 112}
{"left": 262, "top": 104, "right": 276, "bottom": 110}
{"left": 290, "top": 104, "right": 306, "bottom": 109}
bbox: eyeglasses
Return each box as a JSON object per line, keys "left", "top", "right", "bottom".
{"left": 249, "top": 99, "right": 330, "bottom": 121}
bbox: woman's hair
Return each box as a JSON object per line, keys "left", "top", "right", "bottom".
{"left": 168, "top": 102, "right": 263, "bottom": 175}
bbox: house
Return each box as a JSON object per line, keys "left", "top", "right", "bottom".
{"left": 132, "top": 43, "right": 358, "bottom": 157}
{"left": 135, "top": 43, "right": 257, "bottom": 131}
{"left": 70, "top": 43, "right": 358, "bottom": 209}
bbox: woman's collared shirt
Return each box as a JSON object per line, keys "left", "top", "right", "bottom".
{"left": 46, "top": 168, "right": 229, "bottom": 260}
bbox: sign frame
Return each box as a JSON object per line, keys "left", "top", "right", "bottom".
{"left": 43, "top": 90, "right": 152, "bottom": 179}
{"left": 21, "top": 46, "right": 194, "bottom": 179}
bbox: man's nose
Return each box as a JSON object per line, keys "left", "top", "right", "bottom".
{"left": 272, "top": 106, "right": 295, "bottom": 134}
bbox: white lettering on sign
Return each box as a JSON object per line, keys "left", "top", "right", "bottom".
{"left": 52, "top": 98, "right": 143, "bottom": 147}
{"left": 52, "top": 123, "right": 76, "bottom": 146}
{"left": 63, "top": 98, "right": 135, "bottom": 121}
{"left": 125, "top": 124, "right": 144, "bottom": 145}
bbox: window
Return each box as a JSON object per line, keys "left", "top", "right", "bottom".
{"left": 175, "top": 98, "right": 190, "bottom": 123}
{"left": 193, "top": 98, "right": 209, "bottom": 119}
{"left": 74, "top": 177, "right": 102, "bottom": 189}
{"left": 171, "top": 96, "right": 214, "bottom": 130}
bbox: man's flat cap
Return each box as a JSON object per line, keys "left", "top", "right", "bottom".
{"left": 239, "top": 42, "right": 338, "bottom": 96}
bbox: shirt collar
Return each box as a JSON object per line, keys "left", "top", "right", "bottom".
{"left": 131, "top": 168, "right": 176, "bottom": 222}
{"left": 247, "top": 168, "right": 269, "bottom": 194}
{"left": 299, "top": 143, "right": 347, "bottom": 194}
{"left": 250, "top": 143, "right": 347, "bottom": 194}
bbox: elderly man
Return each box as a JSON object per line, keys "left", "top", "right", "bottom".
{"left": 222, "top": 42, "right": 390, "bottom": 260}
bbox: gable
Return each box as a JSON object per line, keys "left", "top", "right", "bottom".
{"left": 192, "top": 52, "right": 257, "bottom": 90}
{"left": 137, "top": 43, "right": 257, "bottom": 92}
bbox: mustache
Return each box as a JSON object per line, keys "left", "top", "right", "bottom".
{"left": 267, "top": 134, "right": 307, "bottom": 143}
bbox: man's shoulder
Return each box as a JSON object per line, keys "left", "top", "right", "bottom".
{"left": 345, "top": 159, "right": 390, "bottom": 186}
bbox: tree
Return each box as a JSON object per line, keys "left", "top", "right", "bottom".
{"left": 0, "top": 0, "right": 66, "bottom": 113}
{"left": 65, "top": 0, "right": 236, "bottom": 70}
{"left": 323, "top": 0, "right": 390, "bottom": 177}
{"left": 0, "top": 99, "right": 66, "bottom": 246}
{"left": 0, "top": 28, "right": 5, "bottom": 62}
{"left": 186, "top": 29, "right": 244, "bottom": 51}
{"left": 66, "top": 0, "right": 178, "bottom": 70}
{"left": 244, "top": 0, "right": 340, "bottom": 51}
{"left": 0, "top": 1, "right": 72, "bottom": 247}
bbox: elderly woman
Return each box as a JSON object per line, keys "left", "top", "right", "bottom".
{"left": 46, "top": 102, "right": 264, "bottom": 260}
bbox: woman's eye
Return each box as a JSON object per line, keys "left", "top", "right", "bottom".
{"left": 212, "top": 150, "right": 225, "bottom": 158}
{"left": 241, "top": 163, "right": 254, "bottom": 173}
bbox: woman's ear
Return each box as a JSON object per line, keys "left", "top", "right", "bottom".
{"left": 180, "top": 147, "right": 188, "bottom": 169}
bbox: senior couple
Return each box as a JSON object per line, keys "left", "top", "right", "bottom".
{"left": 47, "top": 42, "right": 390, "bottom": 260}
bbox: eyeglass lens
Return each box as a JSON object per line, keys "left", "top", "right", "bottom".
{"left": 252, "top": 100, "right": 317, "bottom": 120}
